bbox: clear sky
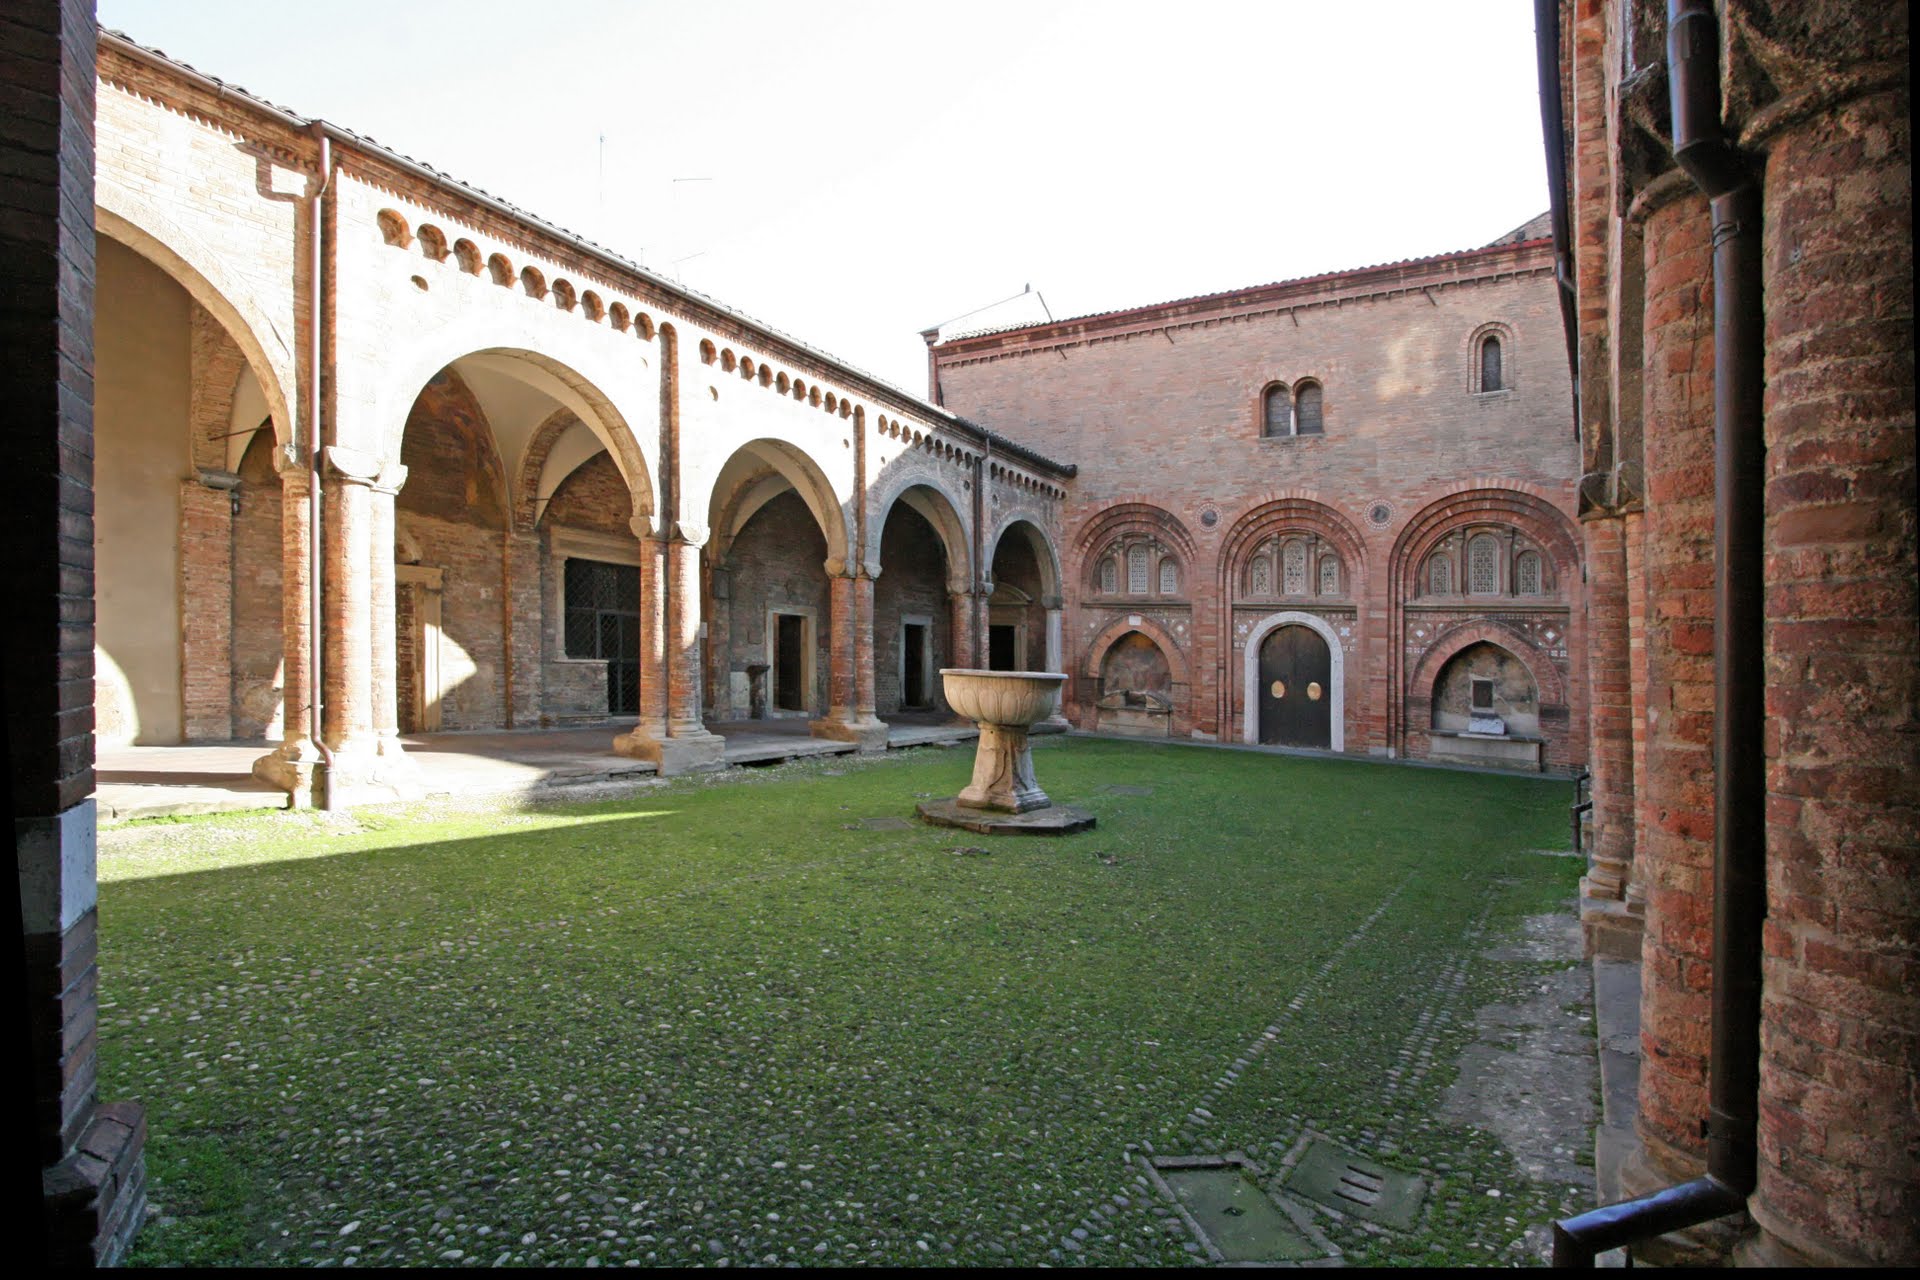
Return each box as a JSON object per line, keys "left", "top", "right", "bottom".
{"left": 98, "top": 0, "right": 1552, "bottom": 395}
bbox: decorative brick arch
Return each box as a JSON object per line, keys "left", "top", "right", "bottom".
{"left": 1083, "top": 615, "right": 1192, "bottom": 687}
{"left": 1072, "top": 502, "right": 1196, "bottom": 594}
{"left": 705, "top": 438, "right": 851, "bottom": 572}
{"left": 95, "top": 207, "right": 294, "bottom": 449}
{"left": 1406, "top": 618, "right": 1566, "bottom": 710}
{"left": 1219, "top": 496, "right": 1368, "bottom": 597}
{"left": 1390, "top": 484, "right": 1579, "bottom": 593}
{"left": 512, "top": 407, "right": 583, "bottom": 533}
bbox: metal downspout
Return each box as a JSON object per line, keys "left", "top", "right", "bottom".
{"left": 1550, "top": 0, "right": 1766, "bottom": 1262}
{"left": 309, "top": 125, "right": 336, "bottom": 809}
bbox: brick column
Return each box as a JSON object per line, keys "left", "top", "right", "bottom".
{"left": 1619, "top": 191, "right": 1731, "bottom": 1257}
{"left": 251, "top": 452, "right": 317, "bottom": 803}
{"left": 811, "top": 571, "right": 887, "bottom": 751}
{"left": 178, "top": 469, "right": 238, "bottom": 741}
{"left": 614, "top": 532, "right": 722, "bottom": 773}
{"left": 948, "top": 588, "right": 977, "bottom": 670}
{"left": 1579, "top": 511, "right": 1641, "bottom": 955}
{"left": 1035, "top": 596, "right": 1070, "bottom": 733}
{"left": 705, "top": 558, "right": 733, "bottom": 719}
{"left": 1745, "top": 83, "right": 1917, "bottom": 1270}
{"left": 2, "top": 0, "right": 149, "bottom": 1263}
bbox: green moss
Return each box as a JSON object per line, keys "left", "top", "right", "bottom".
{"left": 97, "top": 740, "right": 1578, "bottom": 1267}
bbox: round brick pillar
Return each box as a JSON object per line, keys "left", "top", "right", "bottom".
{"left": 1746, "top": 84, "right": 1918, "bottom": 1268}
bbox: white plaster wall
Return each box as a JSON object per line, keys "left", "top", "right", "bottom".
{"left": 94, "top": 237, "right": 188, "bottom": 745}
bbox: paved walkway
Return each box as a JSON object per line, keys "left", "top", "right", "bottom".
{"left": 94, "top": 713, "right": 977, "bottom": 822}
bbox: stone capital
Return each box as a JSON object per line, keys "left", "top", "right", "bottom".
{"left": 371, "top": 462, "right": 409, "bottom": 497}
{"left": 628, "top": 513, "right": 661, "bottom": 541}
{"left": 323, "top": 445, "right": 384, "bottom": 486}
{"left": 672, "top": 519, "right": 710, "bottom": 548}
{"left": 194, "top": 466, "right": 241, "bottom": 491}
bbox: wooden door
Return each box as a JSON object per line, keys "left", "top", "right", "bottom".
{"left": 1257, "top": 625, "right": 1331, "bottom": 748}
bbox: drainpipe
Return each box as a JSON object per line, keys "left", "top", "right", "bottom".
{"left": 308, "top": 124, "right": 336, "bottom": 810}
{"left": 1549, "top": 0, "right": 1765, "bottom": 1262}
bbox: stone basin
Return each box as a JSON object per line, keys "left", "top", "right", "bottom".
{"left": 939, "top": 669, "right": 1066, "bottom": 814}
{"left": 941, "top": 668, "right": 1065, "bottom": 729}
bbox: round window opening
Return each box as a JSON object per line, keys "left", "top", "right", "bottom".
{"left": 1200, "top": 507, "right": 1219, "bottom": 528}
{"left": 1367, "top": 502, "right": 1394, "bottom": 529}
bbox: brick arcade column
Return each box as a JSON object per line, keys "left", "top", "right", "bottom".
{"left": 318, "top": 448, "right": 419, "bottom": 805}
{"left": 812, "top": 571, "right": 888, "bottom": 751}
{"left": 251, "top": 454, "right": 318, "bottom": 803}
{"left": 3, "top": 0, "right": 149, "bottom": 1263}
{"left": 1579, "top": 511, "right": 1643, "bottom": 956}
{"left": 1744, "top": 82, "right": 1918, "bottom": 1270}
{"left": 948, "top": 588, "right": 978, "bottom": 670}
{"left": 1617, "top": 190, "right": 1727, "bottom": 1249}
{"left": 178, "top": 470, "right": 238, "bottom": 741}
{"left": 613, "top": 532, "right": 723, "bottom": 773}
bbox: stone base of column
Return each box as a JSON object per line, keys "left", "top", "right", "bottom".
{"left": 1736, "top": 1205, "right": 1867, "bottom": 1268}
{"left": 1611, "top": 1128, "right": 1751, "bottom": 1265}
{"left": 319, "top": 740, "right": 425, "bottom": 809}
{"left": 613, "top": 726, "right": 727, "bottom": 776}
{"left": 43, "top": 1100, "right": 147, "bottom": 1266}
{"left": 1580, "top": 882, "right": 1646, "bottom": 960}
{"left": 810, "top": 714, "right": 890, "bottom": 753}
{"left": 251, "top": 739, "right": 319, "bottom": 808}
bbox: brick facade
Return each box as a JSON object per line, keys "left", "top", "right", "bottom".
{"left": 930, "top": 234, "right": 1585, "bottom": 772}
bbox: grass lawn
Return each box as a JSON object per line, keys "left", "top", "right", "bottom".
{"left": 98, "top": 737, "right": 1587, "bottom": 1267}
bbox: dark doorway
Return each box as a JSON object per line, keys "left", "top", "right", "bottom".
{"left": 1257, "top": 624, "right": 1332, "bottom": 748}
{"left": 774, "top": 613, "right": 807, "bottom": 711}
{"left": 563, "top": 558, "right": 640, "bottom": 716}
{"left": 903, "top": 622, "right": 928, "bottom": 706}
{"left": 988, "top": 624, "right": 1018, "bottom": 671}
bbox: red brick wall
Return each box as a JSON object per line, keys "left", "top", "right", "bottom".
{"left": 543, "top": 453, "right": 631, "bottom": 537}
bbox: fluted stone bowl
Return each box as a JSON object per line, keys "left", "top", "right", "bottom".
{"left": 939, "top": 669, "right": 1065, "bottom": 727}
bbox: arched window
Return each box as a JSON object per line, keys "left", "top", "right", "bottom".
{"left": 1468, "top": 534, "right": 1500, "bottom": 595}
{"left": 1516, "top": 550, "right": 1543, "bottom": 595}
{"left": 1127, "top": 545, "right": 1150, "bottom": 594}
{"left": 1480, "top": 335, "right": 1504, "bottom": 392}
{"left": 1250, "top": 555, "right": 1272, "bottom": 597}
{"left": 1318, "top": 555, "right": 1340, "bottom": 596}
{"left": 1158, "top": 558, "right": 1179, "bottom": 595}
{"left": 1282, "top": 540, "right": 1307, "bottom": 595}
{"left": 1295, "top": 381, "right": 1324, "bottom": 435}
{"left": 1427, "top": 554, "right": 1453, "bottom": 595}
{"left": 1263, "top": 384, "right": 1292, "bottom": 437}
{"left": 1098, "top": 558, "right": 1118, "bottom": 594}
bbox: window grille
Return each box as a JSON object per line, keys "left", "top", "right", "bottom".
{"left": 1251, "top": 556, "right": 1272, "bottom": 596}
{"left": 1158, "top": 558, "right": 1178, "bottom": 595}
{"left": 1516, "top": 550, "right": 1542, "bottom": 595}
{"left": 1263, "top": 384, "right": 1292, "bottom": 437}
{"left": 1296, "top": 382, "right": 1324, "bottom": 435}
{"left": 563, "top": 558, "right": 641, "bottom": 714}
{"left": 1318, "top": 556, "right": 1339, "bottom": 595}
{"left": 1428, "top": 554, "right": 1453, "bottom": 595}
{"left": 1481, "top": 336, "right": 1504, "bottom": 392}
{"left": 1282, "top": 541, "right": 1307, "bottom": 595}
{"left": 1099, "top": 557, "right": 1118, "bottom": 593}
{"left": 1468, "top": 534, "right": 1499, "bottom": 594}
{"left": 1127, "top": 545, "right": 1149, "bottom": 594}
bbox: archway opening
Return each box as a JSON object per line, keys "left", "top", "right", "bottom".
{"left": 988, "top": 520, "right": 1056, "bottom": 672}
{"left": 1430, "top": 641, "right": 1539, "bottom": 736}
{"left": 1096, "top": 632, "right": 1173, "bottom": 737}
{"left": 874, "top": 490, "right": 961, "bottom": 716}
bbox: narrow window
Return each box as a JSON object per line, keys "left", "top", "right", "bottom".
{"left": 1481, "top": 335, "right": 1504, "bottom": 392}
{"left": 1158, "top": 558, "right": 1179, "bottom": 595}
{"left": 1468, "top": 534, "right": 1500, "bottom": 595}
{"left": 1263, "top": 384, "right": 1292, "bottom": 437}
{"left": 1295, "top": 381, "right": 1324, "bottom": 435}
{"left": 1127, "top": 545, "right": 1149, "bottom": 594}
{"left": 1099, "top": 558, "right": 1118, "bottom": 594}
{"left": 1516, "top": 550, "right": 1543, "bottom": 595}
{"left": 1428, "top": 554, "right": 1453, "bottom": 595}
{"left": 1250, "top": 555, "right": 1272, "bottom": 597}
{"left": 1282, "top": 541, "right": 1307, "bottom": 595}
{"left": 1318, "top": 556, "right": 1340, "bottom": 596}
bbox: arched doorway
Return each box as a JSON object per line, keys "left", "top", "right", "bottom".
{"left": 1257, "top": 624, "right": 1332, "bottom": 748}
